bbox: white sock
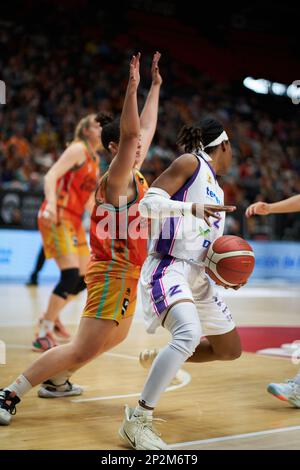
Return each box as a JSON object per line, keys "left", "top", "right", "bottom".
{"left": 6, "top": 374, "right": 32, "bottom": 398}
{"left": 39, "top": 319, "right": 54, "bottom": 337}
{"left": 133, "top": 404, "right": 153, "bottom": 418}
{"left": 293, "top": 369, "right": 300, "bottom": 385}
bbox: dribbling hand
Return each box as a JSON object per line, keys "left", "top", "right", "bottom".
{"left": 192, "top": 204, "right": 236, "bottom": 226}
{"left": 223, "top": 283, "right": 246, "bottom": 290}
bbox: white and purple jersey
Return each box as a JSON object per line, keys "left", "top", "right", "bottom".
{"left": 140, "top": 150, "right": 234, "bottom": 334}
{"left": 148, "top": 151, "right": 225, "bottom": 265}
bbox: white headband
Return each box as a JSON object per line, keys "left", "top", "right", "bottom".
{"left": 204, "top": 131, "right": 229, "bottom": 149}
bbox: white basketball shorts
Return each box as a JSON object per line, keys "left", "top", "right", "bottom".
{"left": 140, "top": 253, "right": 235, "bottom": 336}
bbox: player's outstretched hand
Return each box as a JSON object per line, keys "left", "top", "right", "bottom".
{"left": 245, "top": 201, "right": 270, "bottom": 218}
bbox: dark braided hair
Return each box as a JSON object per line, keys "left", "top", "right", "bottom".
{"left": 176, "top": 125, "right": 203, "bottom": 153}
{"left": 96, "top": 112, "right": 114, "bottom": 127}
{"left": 176, "top": 118, "right": 225, "bottom": 154}
{"left": 96, "top": 114, "right": 120, "bottom": 152}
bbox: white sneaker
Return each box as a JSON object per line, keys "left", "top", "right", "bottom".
{"left": 0, "top": 389, "right": 21, "bottom": 425}
{"left": 119, "top": 405, "right": 168, "bottom": 450}
{"left": 267, "top": 380, "right": 300, "bottom": 407}
{"left": 139, "top": 348, "right": 160, "bottom": 369}
{"left": 0, "top": 408, "right": 12, "bottom": 425}
{"left": 139, "top": 348, "right": 185, "bottom": 385}
{"left": 38, "top": 380, "right": 83, "bottom": 398}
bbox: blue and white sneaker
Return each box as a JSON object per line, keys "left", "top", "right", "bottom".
{"left": 267, "top": 380, "right": 300, "bottom": 408}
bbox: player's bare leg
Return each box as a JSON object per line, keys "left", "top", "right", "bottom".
{"left": 34, "top": 253, "right": 80, "bottom": 351}
{"left": 186, "top": 328, "right": 241, "bottom": 363}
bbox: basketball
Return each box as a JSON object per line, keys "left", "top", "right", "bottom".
{"left": 204, "top": 235, "right": 255, "bottom": 287}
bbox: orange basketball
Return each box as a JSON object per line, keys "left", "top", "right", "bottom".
{"left": 204, "top": 235, "right": 255, "bottom": 287}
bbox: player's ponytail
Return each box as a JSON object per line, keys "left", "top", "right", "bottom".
{"left": 100, "top": 117, "right": 121, "bottom": 152}
{"left": 74, "top": 114, "right": 97, "bottom": 141}
{"left": 176, "top": 118, "right": 226, "bottom": 154}
{"left": 176, "top": 125, "right": 203, "bottom": 153}
{"left": 96, "top": 112, "right": 114, "bottom": 127}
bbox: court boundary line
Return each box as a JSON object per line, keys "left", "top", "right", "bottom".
{"left": 71, "top": 370, "right": 191, "bottom": 403}
{"left": 3, "top": 320, "right": 300, "bottom": 328}
{"left": 255, "top": 352, "right": 294, "bottom": 361}
{"left": 5, "top": 345, "right": 140, "bottom": 360}
{"left": 5, "top": 344, "right": 294, "bottom": 361}
{"left": 169, "top": 424, "right": 300, "bottom": 449}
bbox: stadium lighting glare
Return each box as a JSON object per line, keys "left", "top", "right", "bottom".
{"left": 271, "top": 82, "right": 287, "bottom": 96}
{"left": 243, "top": 77, "right": 269, "bottom": 94}
{"left": 287, "top": 82, "right": 300, "bottom": 104}
{"left": 243, "top": 77, "right": 299, "bottom": 103}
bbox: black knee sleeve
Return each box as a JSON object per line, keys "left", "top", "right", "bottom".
{"left": 73, "top": 276, "right": 86, "bottom": 295}
{"left": 53, "top": 268, "right": 80, "bottom": 299}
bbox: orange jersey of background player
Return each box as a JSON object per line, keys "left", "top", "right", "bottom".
{"left": 89, "top": 169, "right": 148, "bottom": 272}
{"left": 40, "top": 145, "right": 98, "bottom": 223}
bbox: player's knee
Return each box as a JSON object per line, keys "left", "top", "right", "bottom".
{"left": 171, "top": 323, "right": 201, "bottom": 357}
{"left": 185, "top": 327, "right": 202, "bottom": 357}
{"left": 53, "top": 268, "right": 80, "bottom": 299}
{"left": 72, "top": 276, "right": 86, "bottom": 295}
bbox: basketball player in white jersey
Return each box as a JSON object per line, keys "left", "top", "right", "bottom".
{"left": 119, "top": 118, "right": 243, "bottom": 450}
{"left": 246, "top": 195, "right": 300, "bottom": 408}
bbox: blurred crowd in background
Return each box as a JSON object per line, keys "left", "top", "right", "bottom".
{"left": 1, "top": 8, "right": 300, "bottom": 240}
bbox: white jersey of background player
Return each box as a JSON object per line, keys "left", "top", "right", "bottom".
{"left": 246, "top": 195, "right": 300, "bottom": 408}
{"left": 119, "top": 117, "right": 244, "bottom": 450}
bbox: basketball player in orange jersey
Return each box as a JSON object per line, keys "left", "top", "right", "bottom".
{"left": 33, "top": 113, "right": 106, "bottom": 351}
{"left": 0, "top": 52, "right": 165, "bottom": 424}
{"left": 246, "top": 195, "right": 300, "bottom": 408}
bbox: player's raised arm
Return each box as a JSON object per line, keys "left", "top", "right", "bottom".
{"left": 135, "top": 51, "right": 162, "bottom": 170}
{"left": 139, "top": 154, "right": 235, "bottom": 221}
{"left": 106, "top": 54, "right": 141, "bottom": 204}
{"left": 246, "top": 194, "right": 300, "bottom": 218}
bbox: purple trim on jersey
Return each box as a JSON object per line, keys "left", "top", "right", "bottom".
{"left": 151, "top": 255, "right": 174, "bottom": 315}
{"left": 198, "top": 152, "right": 216, "bottom": 180}
{"left": 155, "top": 157, "right": 201, "bottom": 254}
{"left": 155, "top": 216, "right": 178, "bottom": 255}
{"left": 169, "top": 188, "right": 187, "bottom": 255}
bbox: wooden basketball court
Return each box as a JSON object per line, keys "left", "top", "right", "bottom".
{"left": 1, "top": 283, "right": 300, "bottom": 450}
